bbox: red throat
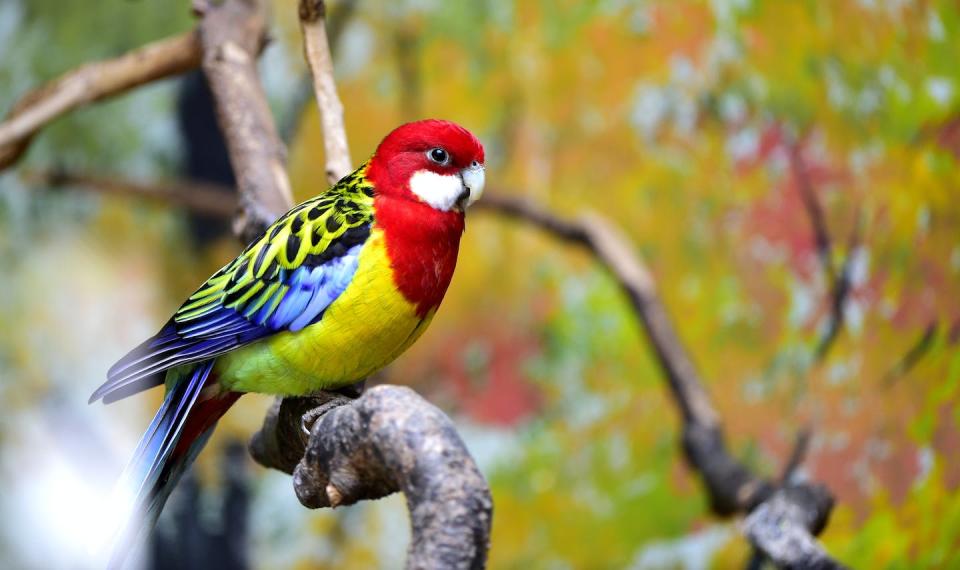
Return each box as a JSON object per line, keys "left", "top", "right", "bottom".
{"left": 362, "top": 119, "right": 483, "bottom": 317}
{"left": 372, "top": 193, "right": 464, "bottom": 318}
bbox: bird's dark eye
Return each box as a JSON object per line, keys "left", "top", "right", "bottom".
{"left": 427, "top": 147, "right": 449, "bottom": 165}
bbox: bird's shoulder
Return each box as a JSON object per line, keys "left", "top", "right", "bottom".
{"left": 175, "top": 165, "right": 376, "bottom": 324}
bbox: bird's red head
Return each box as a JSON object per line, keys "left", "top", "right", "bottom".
{"left": 366, "top": 119, "right": 486, "bottom": 212}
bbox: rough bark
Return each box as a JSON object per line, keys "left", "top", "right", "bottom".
{"left": 251, "top": 386, "right": 493, "bottom": 570}
{"left": 744, "top": 485, "right": 838, "bottom": 570}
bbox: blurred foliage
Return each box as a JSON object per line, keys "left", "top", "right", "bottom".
{"left": 1, "top": 0, "right": 959, "bottom": 568}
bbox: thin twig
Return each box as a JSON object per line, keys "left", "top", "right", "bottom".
{"left": 21, "top": 169, "right": 236, "bottom": 218}
{"left": 197, "top": 0, "right": 294, "bottom": 240}
{"left": 814, "top": 209, "right": 862, "bottom": 361}
{"left": 299, "top": 0, "right": 353, "bottom": 184}
{"left": 279, "top": 0, "right": 359, "bottom": 144}
{"left": 787, "top": 139, "right": 834, "bottom": 283}
{"left": 883, "top": 320, "right": 939, "bottom": 387}
{"left": 787, "top": 137, "right": 861, "bottom": 362}
{"left": 780, "top": 428, "right": 813, "bottom": 484}
{"left": 0, "top": 31, "right": 202, "bottom": 172}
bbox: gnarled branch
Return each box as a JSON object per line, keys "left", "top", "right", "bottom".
{"left": 251, "top": 386, "right": 493, "bottom": 570}
{"left": 744, "top": 485, "right": 837, "bottom": 570}
{"left": 193, "top": 3, "right": 493, "bottom": 567}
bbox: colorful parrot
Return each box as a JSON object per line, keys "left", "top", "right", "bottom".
{"left": 90, "top": 119, "right": 485, "bottom": 560}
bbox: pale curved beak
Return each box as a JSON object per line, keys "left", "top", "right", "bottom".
{"left": 458, "top": 163, "right": 486, "bottom": 209}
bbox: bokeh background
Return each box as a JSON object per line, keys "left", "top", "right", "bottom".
{"left": 1, "top": 0, "right": 959, "bottom": 568}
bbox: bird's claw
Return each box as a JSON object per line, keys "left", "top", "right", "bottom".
{"left": 300, "top": 394, "right": 354, "bottom": 437}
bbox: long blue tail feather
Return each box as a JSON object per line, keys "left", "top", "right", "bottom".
{"left": 107, "top": 360, "right": 223, "bottom": 568}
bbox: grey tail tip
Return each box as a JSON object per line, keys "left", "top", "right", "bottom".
{"left": 88, "top": 388, "right": 104, "bottom": 405}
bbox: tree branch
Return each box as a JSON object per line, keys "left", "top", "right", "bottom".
{"left": 786, "top": 138, "right": 860, "bottom": 362}
{"left": 787, "top": 140, "right": 833, "bottom": 282}
{"left": 20, "top": 168, "right": 236, "bottom": 219}
{"left": 883, "top": 320, "right": 939, "bottom": 387}
{"left": 0, "top": 31, "right": 202, "bottom": 172}
{"left": 280, "top": 0, "right": 359, "bottom": 145}
{"left": 197, "top": 0, "right": 294, "bottom": 241}
{"left": 251, "top": 386, "right": 493, "bottom": 570}
{"left": 298, "top": 0, "right": 352, "bottom": 184}
{"left": 743, "top": 485, "right": 837, "bottom": 570}
{"left": 477, "top": 193, "right": 844, "bottom": 569}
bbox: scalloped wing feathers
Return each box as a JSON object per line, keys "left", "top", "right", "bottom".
{"left": 90, "top": 166, "right": 375, "bottom": 404}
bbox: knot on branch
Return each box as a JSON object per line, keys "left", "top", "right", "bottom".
{"left": 744, "top": 485, "right": 842, "bottom": 570}
{"left": 250, "top": 385, "right": 493, "bottom": 570}
{"left": 299, "top": 0, "right": 327, "bottom": 23}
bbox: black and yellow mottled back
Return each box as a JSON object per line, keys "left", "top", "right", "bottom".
{"left": 177, "top": 165, "right": 375, "bottom": 320}
{"left": 91, "top": 164, "right": 376, "bottom": 403}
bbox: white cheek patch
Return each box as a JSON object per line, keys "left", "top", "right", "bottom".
{"left": 408, "top": 169, "right": 464, "bottom": 212}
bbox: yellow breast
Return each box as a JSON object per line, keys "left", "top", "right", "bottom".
{"left": 216, "top": 229, "right": 434, "bottom": 395}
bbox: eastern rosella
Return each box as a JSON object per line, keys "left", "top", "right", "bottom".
{"left": 90, "top": 119, "right": 485, "bottom": 559}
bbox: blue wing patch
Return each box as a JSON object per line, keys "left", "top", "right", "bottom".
{"left": 91, "top": 242, "right": 365, "bottom": 404}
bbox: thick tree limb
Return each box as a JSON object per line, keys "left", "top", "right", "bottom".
{"left": 299, "top": 0, "right": 353, "bottom": 184}
{"left": 197, "top": 0, "right": 294, "bottom": 240}
{"left": 0, "top": 31, "right": 202, "bottom": 172}
{"left": 251, "top": 386, "right": 493, "bottom": 570}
